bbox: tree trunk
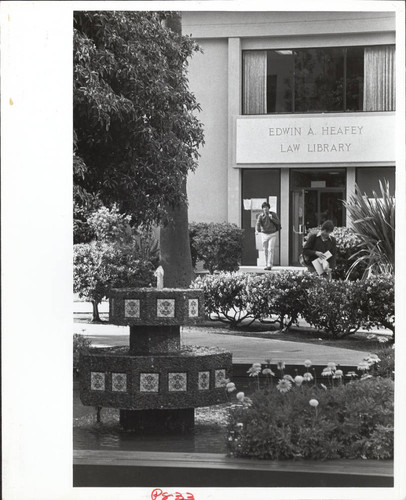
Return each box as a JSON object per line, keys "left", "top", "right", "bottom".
{"left": 91, "top": 300, "right": 101, "bottom": 322}
{"left": 160, "top": 13, "right": 194, "bottom": 289}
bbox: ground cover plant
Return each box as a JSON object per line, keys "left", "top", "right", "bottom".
{"left": 225, "top": 356, "right": 394, "bottom": 460}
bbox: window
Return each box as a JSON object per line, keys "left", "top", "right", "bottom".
{"left": 243, "top": 45, "right": 395, "bottom": 114}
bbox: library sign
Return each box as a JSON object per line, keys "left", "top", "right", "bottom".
{"left": 236, "top": 113, "right": 395, "bottom": 164}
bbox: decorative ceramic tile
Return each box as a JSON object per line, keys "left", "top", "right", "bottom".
{"left": 188, "top": 298, "right": 199, "bottom": 318}
{"left": 198, "top": 371, "right": 210, "bottom": 390}
{"left": 112, "top": 373, "right": 127, "bottom": 392}
{"left": 168, "top": 372, "right": 187, "bottom": 392}
{"left": 215, "top": 369, "right": 226, "bottom": 388}
{"left": 91, "top": 372, "right": 105, "bottom": 391}
{"left": 124, "top": 299, "right": 140, "bottom": 318}
{"left": 140, "top": 373, "right": 159, "bottom": 392}
{"left": 157, "top": 299, "right": 175, "bottom": 318}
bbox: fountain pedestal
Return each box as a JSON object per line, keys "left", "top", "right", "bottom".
{"left": 79, "top": 288, "right": 233, "bottom": 433}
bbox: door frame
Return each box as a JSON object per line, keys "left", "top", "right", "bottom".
{"left": 289, "top": 187, "right": 346, "bottom": 265}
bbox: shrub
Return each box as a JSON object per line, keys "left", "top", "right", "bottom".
{"left": 226, "top": 370, "right": 394, "bottom": 460}
{"left": 248, "top": 271, "right": 319, "bottom": 330}
{"left": 73, "top": 334, "right": 92, "bottom": 375}
{"left": 189, "top": 222, "right": 244, "bottom": 273}
{"left": 373, "top": 345, "right": 395, "bottom": 380}
{"left": 74, "top": 241, "right": 155, "bottom": 320}
{"left": 73, "top": 205, "right": 158, "bottom": 321}
{"left": 331, "top": 226, "right": 366, "bottom": 280}
{"left": 191, "top": 272, "right": 255, "bottom": 327}
{"left": 358, "top": 274, "right": 395, "bottom": 336}
{"left": 300, "top": 279, "right": 365, "bottom": 337}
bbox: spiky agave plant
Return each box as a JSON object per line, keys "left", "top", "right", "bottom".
{"left": 344, "top": 180, "right": 395, "bottom": 278}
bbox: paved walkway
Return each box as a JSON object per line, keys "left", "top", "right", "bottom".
{"left": 74, "top": 297, "right": 381, "bottom": 366}
{"left": 74, "top": 320, "right": 371, "bottom": 367}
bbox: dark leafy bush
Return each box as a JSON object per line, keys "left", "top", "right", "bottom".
{"left": 301, "top": 279, "right": 365, "bottom": 337}
{"left": 358, "top": 275, "right": 395, "bottom": 336}
{"left": 373, "top": 345, "right": 395, "bottom": 379}
{"left": 73, "top": 334, "right": 92, "bottom": 375}
{"left": 226, "top": 377, "right": 394, "bottom": 460}
{"left": 189, "top": 222, "right": 244, "bottom": 273}
{"left": 248, "top": 271, "right": 319, "bottom": 330}
{"left": 191, "top": 272, "right": 255, "bottom": 327}
{"left": 73, "top": 205, "right": 157, "bottom": 321}
{"left": 192, "top": 271, "right": 394, "bottom": 337}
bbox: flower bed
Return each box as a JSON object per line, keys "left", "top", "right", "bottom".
{"left": 225, "top": 357, "right": 394, "bottom": 460}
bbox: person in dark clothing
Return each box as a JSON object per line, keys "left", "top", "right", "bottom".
{"left": 255, "top": 201, "right": 281, "bottom": 270}
{"left": 302, "top": 220, "right": 337, "bottom": 278}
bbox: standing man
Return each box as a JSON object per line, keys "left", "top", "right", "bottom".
{"left": 255, "top": 202, "right": 281, "bottom": 270}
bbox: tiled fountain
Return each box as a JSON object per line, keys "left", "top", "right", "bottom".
{"left": 79, "top": 283, "right": 232, "bottom": 433}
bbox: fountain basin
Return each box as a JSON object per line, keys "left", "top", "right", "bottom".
{"left": 79, "top": 346, "right": 233, "bottom": 410}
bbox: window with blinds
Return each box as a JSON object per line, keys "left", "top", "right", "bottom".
{"left": 242, "top": 45, "right": 395, "bottom": 114}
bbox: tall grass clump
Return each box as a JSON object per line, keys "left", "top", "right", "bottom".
{"left": 344, "top": 180, "right": 395, "bottom": 278}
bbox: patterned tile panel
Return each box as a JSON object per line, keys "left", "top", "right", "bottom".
{"left": 157, "top": 299, "right": 175, "bottom": 318}
{"left": 198, "top": 371, "right": 210, "bottom": 390}
{"left": 140, "top": 373, "right": 159, "bottom": 392}
{"left": 124, "top": 299, "right": 140, "bottom": 318}
{"left": 168, "top": 372, "right": 187, "bottom": 392}
{"left": 91, "top": 372, "right": 105, "bottom": 391}
{"left": 188, "top": 298, "right": 199, "bottom": 318}
{"left": 214, "top": 369, "right": 226, "bottom": 388}
{"left": 112, "top": 373, "right": 127, "bottom": 392}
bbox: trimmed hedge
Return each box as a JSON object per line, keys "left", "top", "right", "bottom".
{"left": 192, "top": 271, "right": 394, "bottom": 338}
{"left": 189, "top": 222, "right": 244, "bottom": 274}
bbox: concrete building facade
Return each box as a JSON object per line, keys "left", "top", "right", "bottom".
{"left": 182, "top": 11, "right": 396, "bottom": 266}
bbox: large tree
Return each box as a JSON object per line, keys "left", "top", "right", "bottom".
{"left": 73, "top": 11, "right": 204, "bottom": 230}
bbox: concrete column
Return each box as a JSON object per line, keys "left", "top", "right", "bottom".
{"left": 346, "top": 167, "right": 356, "bottom": 226}
{"left": 227, "top": 37, "right": 241, "bottom": 225}
{"left": 280, "top": 169, "right": 290, "bottom": 265}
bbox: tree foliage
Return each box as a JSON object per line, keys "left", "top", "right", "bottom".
{"left": 73, "top": 11, "right": 204, "bottom": 226}
{"left": 73, "top": 205, "right": 159, "bottom": 321}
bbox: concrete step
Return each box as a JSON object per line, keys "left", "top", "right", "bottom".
{"left": 239, "top": 265, "right": 306, "bottom": 274}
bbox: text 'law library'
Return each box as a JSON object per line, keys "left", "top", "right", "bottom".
{"left": 183, "top": 11, "right": 397, "bottom": 266}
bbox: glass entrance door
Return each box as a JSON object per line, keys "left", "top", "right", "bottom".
{"left": 290, "top": 169, "right": 346, "bottom": 265}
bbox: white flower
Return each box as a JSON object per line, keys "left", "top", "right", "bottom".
{"left": 294, "top": 375, "right": 304, "bottom": 386}
{"left": 276, "top": 379, "right": 292, "bottom": 393}
{"left": 360, "top": 374, "right": 373, "bottom": 381}
{"left": 327, "top": 362, "right": 337, "bottom": 369}
{"left": 320, "top": 384, "right": 328, "bottom": 391}
{"left": 236, "top": 392, "right": 245, "bottom": 401}
{"left": 283, "top": 374, "right": 294, "bottom": 382}
{"left": 333, "top": 369, "right": 343, "bottom": 379}
{"left": 226, "top": 382, "right": 236, "bottom": 392}
{"left": 304, "top": 359, "right": 312, "bottom": 368}
{"left": 346, "top": 371, "right": 358, "bottom": 378}
{"left": 247, "top": 364, "right": 261, "bottom": 377}
{"left": 309, "top": 399, "right": 319, "bottom": 407}
{"left": 378, "top": 337, "right": 389, "bottom": 343}
{"left": 357, "top": 361, "right": 370, "bottom": 371}
{"left": 262, "top": 368, "right": 275, "bottom": 376}
{"left": 303, "top": 372, "right": 314, "bottom": 382}
{"left": 322, "top": 368, "right": 333, "bottom": 376}
{"left": 236, "top": 422, "right": 244, "bottom": 429}
{"left": 277, "top": 361, "right": 285, "bottom": 370}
